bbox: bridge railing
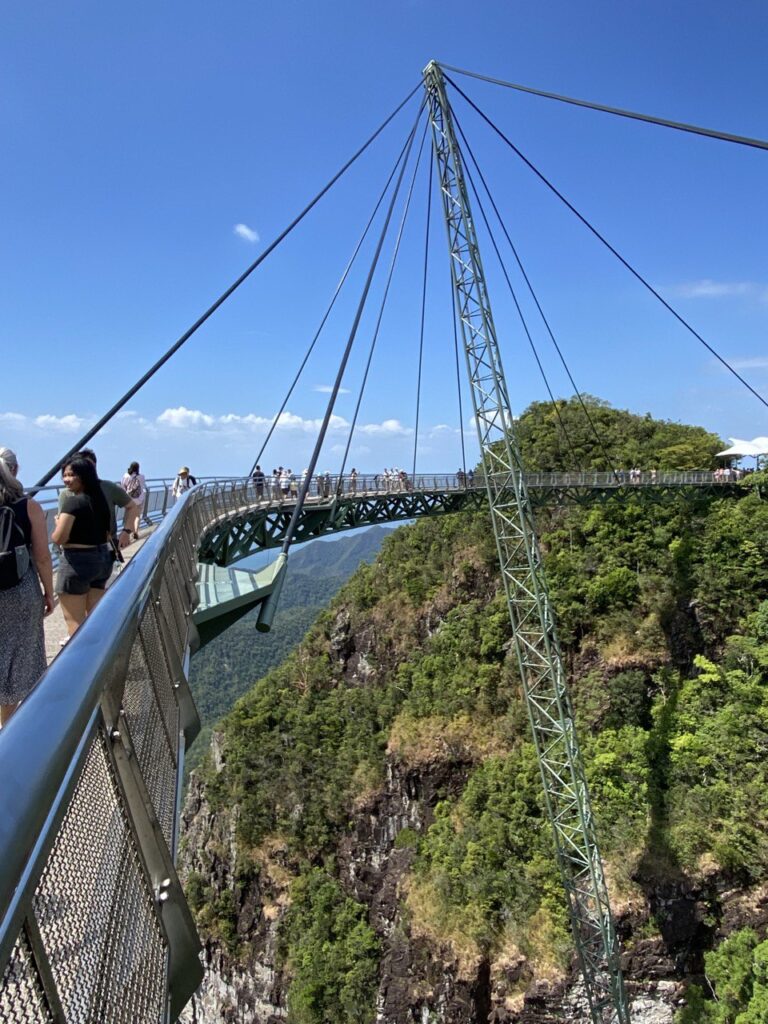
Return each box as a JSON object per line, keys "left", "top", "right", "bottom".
{"left": 30, "top": 468, "right": 736, "bottom": 571}
{"left": 31, "top": 468, "right": 736, "bottom": 541}
{"left": 519, "top": 469, "right": 741, "bottom": 487}
{"left": 0, "top": 486, "right": 213, "bottom": 1023}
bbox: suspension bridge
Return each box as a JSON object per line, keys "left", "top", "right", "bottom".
{"left": 1, "top": 60, "right": 765, "bottom": 1024}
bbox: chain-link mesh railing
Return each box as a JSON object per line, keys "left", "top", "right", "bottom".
{"left": 0, "top": 483, "right": 220, "bottom": 1023}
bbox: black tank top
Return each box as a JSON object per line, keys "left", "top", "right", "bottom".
{"left": 9, "top": 498, "right": 32, "bottom": 548}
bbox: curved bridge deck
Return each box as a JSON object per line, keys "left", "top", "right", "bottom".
{"left": 194, "top": 470, "right": 741, "bottom": 566}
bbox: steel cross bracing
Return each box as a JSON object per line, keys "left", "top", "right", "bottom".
{"left": 424, "top": 62, "right": 630, "bottom": 1024}
{"left": 199, "top": 485, "right": 485, "bottom": 565}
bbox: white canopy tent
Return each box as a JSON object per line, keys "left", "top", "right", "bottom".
{"left": 715, "top": 437, "right": 768, "bottom": 458}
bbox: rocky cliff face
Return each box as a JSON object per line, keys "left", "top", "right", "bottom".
{"left": 177, "top": 483, "right": 768, "bottom": 1023}
{"left": 180, "top": 735, "right": 710, "bottom": 1023}
{"left": 182, "top": 754, "right": 768, "bottom": 1023}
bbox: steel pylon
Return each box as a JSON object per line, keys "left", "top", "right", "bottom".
{"left": 423, "top": 62, "right": 630, "bottom": 1024}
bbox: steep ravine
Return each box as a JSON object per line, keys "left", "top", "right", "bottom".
{"left": 178, "top": 403, "right": 768, "bottom": 1023}
{"left": 180, "top": 706, "right": 716, "bottom": 1022}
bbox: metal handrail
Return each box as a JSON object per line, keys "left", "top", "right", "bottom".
{"left": 0, "top": 485, "right": 209, "bottom": 1021}
{"left": 31, "top": 468, "right": 740, "bottom": 526}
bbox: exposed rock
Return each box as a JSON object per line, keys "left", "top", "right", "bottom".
{"left": 179, "top": 745, "right": 724, "bottom": 1023}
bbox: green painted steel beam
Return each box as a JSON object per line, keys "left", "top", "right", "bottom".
{"left": 424, "top": 62, "right": 630, "bottom": 1023}
{"left": 197, "top": 488, "right": 486, "bottom": 566}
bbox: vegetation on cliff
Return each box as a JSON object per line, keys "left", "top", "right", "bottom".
{"left": 185, "top": 397, "right": 768, "bottom": 1021}
{"left": 678, "top": 927, "right": 768, "bottom": 1023}
{"left": 187, "top": 526, "right": 387, "bottom": 775}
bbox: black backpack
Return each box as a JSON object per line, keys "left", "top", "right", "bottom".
{"left": 0, "top": 504, "right": 31, "bottom": 590}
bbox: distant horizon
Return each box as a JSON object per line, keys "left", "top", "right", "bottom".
{"left": 13, "top": 388, "right": 761, "bottom": 489}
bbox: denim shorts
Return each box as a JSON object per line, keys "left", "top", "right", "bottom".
{"left": 56, "top": 546, "right": 114, "bottom": 596}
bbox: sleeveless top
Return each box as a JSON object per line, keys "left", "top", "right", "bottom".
{"left": 8, "top": 498, "right": 32, "bottom": 548}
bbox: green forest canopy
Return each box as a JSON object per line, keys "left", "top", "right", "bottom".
{"left": 186, "top": 397, "right": 768, "bottom": 1024}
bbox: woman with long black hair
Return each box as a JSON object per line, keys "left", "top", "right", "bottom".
{"left": 51, "top": 456, "right": 113, "bottom": 637}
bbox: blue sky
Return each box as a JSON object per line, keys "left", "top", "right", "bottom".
{"left": 2, "top": 1, "right": 767, "bottom": 486}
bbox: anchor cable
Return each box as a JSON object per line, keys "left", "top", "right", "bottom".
{"left": 247, "top": 122, "right": 418, "bottom": 477}
{"left": 446, "top": 74, "right": 768, "bottom": 413}
{"left": 337, "top": 122, "right": 430, "bottom": 484}
{"left": 453, "top": 110, "right": 618, "bottom": 475}
{"left": 439, "top": 63, "right": 768, "bottom": 152}
{"left": 460, "top": 154, "right": 588, "bottom": 472}
{"left": 451, "top": 284, "right": 468, "bottom": 478}
{"left": 412, "top": 153, "right": 433, "bottom": 479}
{"left": 279, "top": 100, "right": 426, "bottom": 555}
{"left": 34, "top": 82, "right": 423, "bottom": 488}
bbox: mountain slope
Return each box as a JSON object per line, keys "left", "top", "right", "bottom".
{"left": 180, "top": 399, "right": 768, "bottom": 1023}
{"left": 186, "top": 526, "right": 389, "bottom": 776}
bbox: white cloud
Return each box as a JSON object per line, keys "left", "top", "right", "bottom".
{"left": 154, "top": 407, "right": 352, "bottom": 435}
{"left": 674, "top": 280, "right": 768, "bottom": 301}
{"left": 730, "top": 357, "right": 768, "bottom": 370}
{"left": 157, "top": 406, "right": 215, "bottom": 429}
{"left": 0, "top": 412, "right": 27, "bottom": 428}
{"left": 233, "top": 223, "right": 259, "bottom": 243}
{"left": 33, "top": 414, "right": 88, "bottom": 432}
{"left": 313, "top": 385, "right": 351, "bottom": 394}
{"left": 359, "top": 418, "right": 412, "bottom": 437}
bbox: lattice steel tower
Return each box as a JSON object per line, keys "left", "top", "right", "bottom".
{"left": 423, "top": 62, "right": 630, "bottom": 1024}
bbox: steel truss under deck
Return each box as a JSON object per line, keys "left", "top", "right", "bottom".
{"left": 424, "top": 63, "right": 630, "bottom": 1023}
{"left": 199, "top": 487, "right": 486, "bottom": 565}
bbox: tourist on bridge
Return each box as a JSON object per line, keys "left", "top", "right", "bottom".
{"left": 172, "top": 466, "right": 195, "bottom": 501}
{"left": 121, "top": 461, "right": 146, "bottom": 541}
{"left": 271, "top": 469, "right": 280, "bottom": 499}
{"left": 51, "top": 456, "right": 113, "bottom": 638}
{"left": 280, "top": 467, "right": 291, "bottom": 498}
{"left": 252, "top": 465, "right": 265, "bottom": 499}
{"left": 172, "top": 470, "right": 188, "bottom": 501}
{"left": 457, "top": 468, "right": 465, "bottom": 488}
{"left": 58, "top": 448, "right": 135, "bottom": 550}
{"left": 349, "top": 468, "right": 358, "bottom": 494}
{"left": 0, "top": 447, "right": 55, "bottom": 727}
{"left": 289, "top": 470, "right": 297, "bottom": 498}
{"left": 467, "top": 468, "right": 474, "bottom": 487}
{"left": 173, "top": 464, "right": 193, "bottom": 499}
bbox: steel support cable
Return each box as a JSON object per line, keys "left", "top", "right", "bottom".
{"left": 451, "top": 284, "right": 468, "bottom": 477}
{"left": 280, "top": 100, "right": 426, "bottom": 556}
{"left": 33, "top": 83, "right": 423, "bottom": 489}
{"left": 412, "top": 154, "right": 433, "bottom": 479}
{"left": 457, "top": 137, "right": 587, "bottom": 474}
{"left": 445, "top": 73, "right": 768, "bottom": 413}
{"left": 438, "top": 62, "right": 768, "bottom": 152}
{"left": 337, "top": 123, "right": 430, "bottom": 484}
{"left": 452, "top": 110, "right": 618, "bottom": 477}
{"left": 247, "top": 125, "right": 418, "bottom": 478}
